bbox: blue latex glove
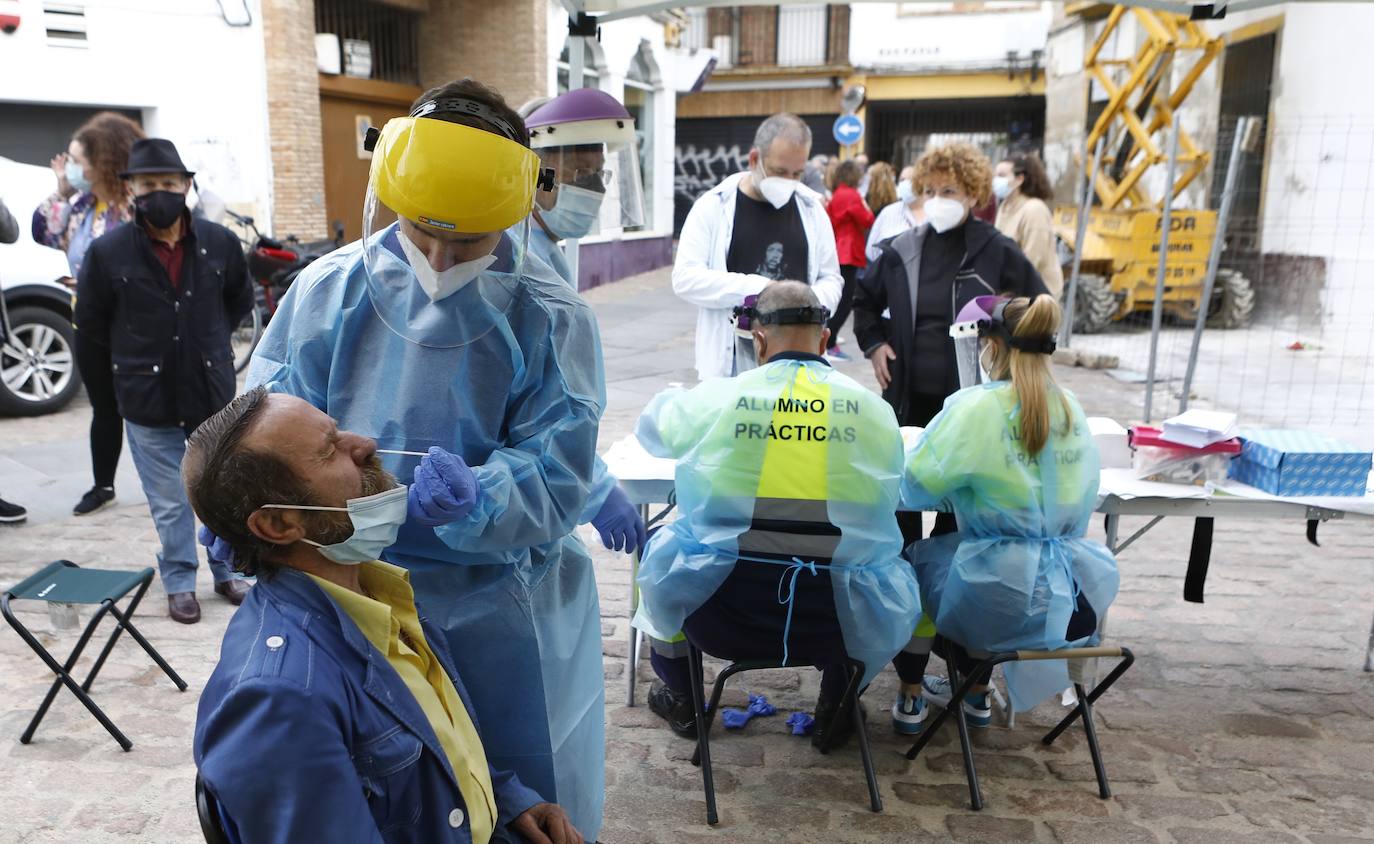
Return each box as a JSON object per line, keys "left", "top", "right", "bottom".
{"left": 407, "top": 447, "right": 480, "bottom": 527}
{"left": 198, "top": 525, "right": 239, "bottom": 569}
{"left": 787, "top": 712, "right": 815, "bottom": 736}
{"left": 590, "top": 485, "right": 646, "bottom": 554}
{"left": 720, "top": 694, "right": 777, "bottom": 729}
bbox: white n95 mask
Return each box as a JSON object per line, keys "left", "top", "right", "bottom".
{"left": 541, "top": 182, "right": 605, "bottom": 239}
{"left": 754, "top": 166, "right": 799, "bottom": 210}
{"left": 398, "top": 227, "right": 496, "bottom": 302}
{"left": 924, "top": 197, "right": 968, "bottom": 234}
{"left": 261, "top": 485, "right": 409, "bottom": 565}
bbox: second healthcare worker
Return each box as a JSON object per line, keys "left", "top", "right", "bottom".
{"left": 242, "top": 78, "right": 608, "bottom": 841}
{"left": 517, "top": 87, "right": 648, "bottom": 554}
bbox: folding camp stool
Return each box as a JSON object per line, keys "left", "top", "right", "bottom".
{"left": 904, "top": 645, "right": 1135, "bottom": 810}
{"left": 685, "top": 647, "right": 882, "bottom": 825}
{"left": 2, "top": 560, "right": 188, "bottom": 751}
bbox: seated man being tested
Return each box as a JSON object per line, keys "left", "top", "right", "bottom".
{"left": 633, "top": 281, "right": 921, "bottom": 748}
{"left": 184, "top": 387, "right": 581, "bottom": 844}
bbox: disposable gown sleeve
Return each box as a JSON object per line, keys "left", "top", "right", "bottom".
{"left": 635, "top": 385, "right": 714, "bottom": 459}
{"left": 242, "top": 262, "right": 335, "bottom": 410}
{"left": 196, "top": 681, "right": 384, "bottom": 844}
{"left": 901, "top": 392, "right": 974, "bottom": 511}
{"left": 434, "top": 301, "right": 605, "bottom": 553}
{"left": 580, "top": 455, "right": 618, "bottom": 525}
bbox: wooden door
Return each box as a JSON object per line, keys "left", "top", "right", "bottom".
{"left": 318, "top": 75, "right": 419, "bottom": 242}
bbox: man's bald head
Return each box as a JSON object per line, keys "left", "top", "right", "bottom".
{"left": 752, "top": 281, "right": 831, "bottom": 364}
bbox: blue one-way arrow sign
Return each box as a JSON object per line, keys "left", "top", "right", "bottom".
{"left": 833, "top": 114, "right": 864, "bottom": 146}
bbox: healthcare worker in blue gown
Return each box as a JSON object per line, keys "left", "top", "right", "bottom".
{"left": 243, "top": 79, "right": 608, "bottom": 842}
{"left": 898, "top": 293, "right": 1120, "bottom": 722}
{"left": 513, "top": 87, "right": 650, "bottom": 555}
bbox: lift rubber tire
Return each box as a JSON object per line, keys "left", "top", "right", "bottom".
{"left": 1206, "top": 269, "right": 1256, "bottom": 329}
{"left": 1067, "top": 274, "right": 1117, "bottom": 335}
{"left": 0, "top": 305, "right": 83, "bottom": 417}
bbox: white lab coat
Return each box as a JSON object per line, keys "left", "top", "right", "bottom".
{"left": 672, "top": 171, "right": 843, "bottom": 381}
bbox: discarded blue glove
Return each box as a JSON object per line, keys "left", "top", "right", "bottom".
{"left": 720, "top": 694, "right": 777, "bottom": 729}
{"left": 787, "top": 712, "right": 815, "bottom": 736}
{"left": 199, "top": 525, "right": 239, "bottom": 569}
{"left": 408, "top": 447, "right": 480, "bottom": 527}
{"left": 591, "top": 486, "right": 646, "bottom": 554}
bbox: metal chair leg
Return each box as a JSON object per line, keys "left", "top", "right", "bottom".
{"left": 945, "top": 664, "right": 984, "bottom": 811}
{"left": 3, "top": 596, "right": 133, "bottom": 751}
{"left": 81, "top": 578, "right": 152, "bottom": 693}
{"left": 844, "top": 662, "right": 883, "bottom": 813}
{"left": 685, "top": 644, "right": 718, "bottom": 825}
{"left": 690, "top": 661, "right": 747, "bottom": 766}
{"left": 1073, "top": 682, "right": 1112, "bottom": 798}
{"left": 104, "top": 603, "right": 188, "bottom": 691}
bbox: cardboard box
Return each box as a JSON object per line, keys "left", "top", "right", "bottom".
{"left": 1228, "top": 428, "right": 1373, "bottom": 497}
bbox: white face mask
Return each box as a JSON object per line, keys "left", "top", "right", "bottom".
{"left": 261, "top": 485, "right": 409, "bottom": 565}
{"left": 924, "top": 196, "right": 968, "bottom": 233}
{"left": 398, "top": 227, "right": 496, "bottom": 302}
{"left": 753, "top": 164, "right": 800, "bottom": 210}
{"left": 897, "top": 180, "right": 915, "bottom": 205}
{"left": 992, "top": 175, "right": 1014, "bottom": 201}
{"left": 541, "top": 182, "right": 605, "bottom": 240}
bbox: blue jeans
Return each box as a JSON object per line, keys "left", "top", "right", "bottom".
{"left": 125, "top": 421, "right": 235, "bottom": 594}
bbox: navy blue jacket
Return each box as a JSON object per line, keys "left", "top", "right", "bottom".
{"left": 74, "top": 215, "right": 253, "bottom": 433}
{"left": 193, "top": 568, "right": 545, "bottom": 844}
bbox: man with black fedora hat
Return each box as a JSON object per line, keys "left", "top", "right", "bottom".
{"left": 75, "top": 137, "right": 254, "bottom": 623}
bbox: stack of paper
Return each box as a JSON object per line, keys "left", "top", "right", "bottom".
{"left": 1160, "top": 409, "right": 1239, "bottom": 448}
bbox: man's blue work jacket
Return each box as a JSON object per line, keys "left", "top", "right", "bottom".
{"left": 193, "top": 568, "right": 545, "bottom": 844}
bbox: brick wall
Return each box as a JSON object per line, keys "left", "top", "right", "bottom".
{"left": 262, "top": 0, "right": 328, "bottom": 239}
{"left": 419, "top": 0, "right": 549, "bottom": 113}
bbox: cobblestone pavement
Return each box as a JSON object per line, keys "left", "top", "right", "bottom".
{"left": 2, "top": 267, "right": 1371, "bottom": 843}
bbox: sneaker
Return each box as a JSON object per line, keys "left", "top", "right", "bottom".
{"left": 922, "top": 675, "right": 993, "bottom": 728}
{"left": 73, "top": 486, "right": 116, "bottom": 516}
{"left": 891, "top": 692, "right": 928, "bottom": 735}
{"left": 0, "top": 497, "right": 27, "bottom": 524}
{"left": 825, "top": 346, "right": 851, "bottom": 362}
{"left": 648, "top": 680, "right": 698, "bottom": 739}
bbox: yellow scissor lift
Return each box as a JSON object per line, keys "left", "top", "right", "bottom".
{"left": 1055, "top": 6, "right": 1256, "bottom": 333}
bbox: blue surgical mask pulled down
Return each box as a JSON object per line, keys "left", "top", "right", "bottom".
{"left": 65, "top": 160, "right": 93, "bottom": 194}
{"left": 261, "top": 485, "right": 409, "bottom": 565}
{"left": 541, "top": 182, "right": 606, "bottom": 240}
{"left": 992, "top": 175, "right": 1014, "bottom": 201}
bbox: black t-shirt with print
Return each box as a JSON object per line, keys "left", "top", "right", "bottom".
{"left": 726, "top": 189, "right": 810, "bottom": 283}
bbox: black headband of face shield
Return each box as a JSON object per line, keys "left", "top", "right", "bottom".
{"left": 733, "top": 304, "right": 831, "bottom": 327}
{"left": 978, "top": 300, "right": 1058, "bottom": 355}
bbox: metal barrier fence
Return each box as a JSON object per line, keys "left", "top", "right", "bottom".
{"left": 1062, "top": 115, "right": 1374, "bottom": 450}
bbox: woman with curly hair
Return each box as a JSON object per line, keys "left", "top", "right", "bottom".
{"left": 852, "top": 141, "right": 1049, "bottom": 735}
{"left": 994, "top": 152, "right": 1063, "bottom": 296}
{"left": 32, "top": 111, "right": 145, "bottom": 517}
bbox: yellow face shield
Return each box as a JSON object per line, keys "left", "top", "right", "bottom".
{"left": 368, "top": 116, "right": 541, "bottom": 233}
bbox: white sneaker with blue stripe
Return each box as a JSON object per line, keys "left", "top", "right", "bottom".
{"left": 922, "top": 675, "right": 993, "bottom": 728}
{"left": 891, "top": 692, "right": 928, "bottom": 735}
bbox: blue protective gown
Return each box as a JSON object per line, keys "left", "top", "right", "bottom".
{"left": 632, "top": 356, "right": 922, "bottom": 687}
{"left": 246, "top": 226, "right": 608, "bottom": 840}
{"left": 517, "top": 219, "right": 616, "bottom": 520}
{"left": 902, "top": 381, "right": 1121, "bottom": 710}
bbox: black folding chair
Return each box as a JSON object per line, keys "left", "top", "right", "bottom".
{"left": 2, "top": 560, "right": 188, "bottom": 751}
{"left": 686, "top": 647, "right": 882, "bottom": 825}
{"left": 904, "top": 645, "right": 1135, "bottom": 810}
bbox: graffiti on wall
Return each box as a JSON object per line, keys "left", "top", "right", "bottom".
{"left": 674, "top": 143, "right": 749, "bottom": 232}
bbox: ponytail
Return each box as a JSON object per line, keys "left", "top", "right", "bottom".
{"left": 1005, "top": 294, "right": 1071, "bottom": 456}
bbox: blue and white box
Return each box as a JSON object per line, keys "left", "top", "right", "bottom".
{"left": 1229, "top": 428, "right": 1372, "bottom": 497}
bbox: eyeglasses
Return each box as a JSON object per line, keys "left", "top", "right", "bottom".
{"left": 568, "top": 167, "right": 612, "bottom": 187}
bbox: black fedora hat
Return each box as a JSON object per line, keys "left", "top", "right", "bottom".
{"left": 120, "top": 138, "right": 195, "bottom": 179}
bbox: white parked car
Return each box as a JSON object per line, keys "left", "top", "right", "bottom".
{"left": 1, "top": 155, "right": 81, "bottom": 416}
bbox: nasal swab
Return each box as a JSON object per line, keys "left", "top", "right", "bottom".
{"left": 377, "top": 449, "right": 428, "bottom": 457}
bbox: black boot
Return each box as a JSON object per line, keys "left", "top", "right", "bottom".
{"left": 812, "top": 691, "right": 865, "bottom": 752}
{"left": 648, "top": 681, "right": 698, "bottom": 739}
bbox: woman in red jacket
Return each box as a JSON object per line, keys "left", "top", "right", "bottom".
{"left": 825, "top": 159, "right": 875, "bottom": 360}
